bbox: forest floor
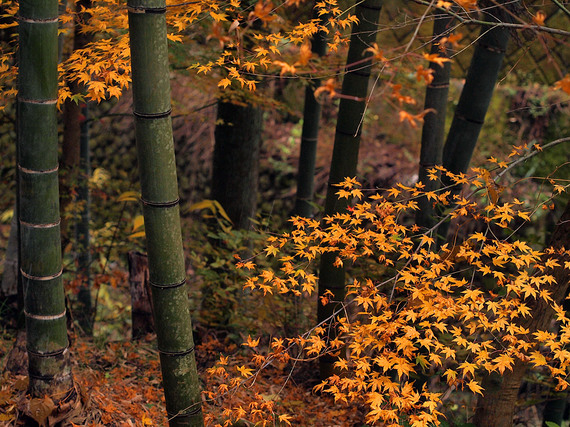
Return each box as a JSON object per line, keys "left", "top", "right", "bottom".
{"left": 0, "top": 326, "right": 368, "bottom": 426}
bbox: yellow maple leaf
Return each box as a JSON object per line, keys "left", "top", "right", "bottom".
{"left": 423, "top": 53, "right": 452, "bottom": 67}
{"left": 236, "top": 365, "right": 254, "bottom": 377}
{"left": 218, "top": 78, "right": 232, "bottom": 89}
{"left": 467, "top": 379, "right": 484, "bottom": 395}
{"left": 279, "top": 414, "right": 293, "bottom": 426}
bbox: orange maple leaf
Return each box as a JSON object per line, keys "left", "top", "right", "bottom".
{"left": 532, "top": 10, "right": 546, "bottom": 26}
{"left": 423, "top": 53, "right": 452, "bottom": 67}
{"left": 554, "top": 74, "right": 570, "bottom": 95}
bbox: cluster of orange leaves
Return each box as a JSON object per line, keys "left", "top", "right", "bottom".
{"left": 0, "top": 0, "right": 359, "bottom": 108}
{"left": 229, "top": 153, "right": 570, "bottom": 426}
{"left": 1, "top": 0, "right": 568, "bottom": 115}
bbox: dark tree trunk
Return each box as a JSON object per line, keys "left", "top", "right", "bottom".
{"left": 441, "top": 3, "right": 510, "bottom": 181}
{"left": 293, "top": 3, "right": 328, "bottom": 218}
{"left": 61, "top": 0, "right": 93, "bottom": 334}
{"left": 128, "top": 251, "right": 154, "bottom": 339}
{"left": 212, "top": 100, "right": 262, "bottom": 229}
{"left": 317, "top": 0, "right": 383, "bottom": 379}
{"left": 436, "top": 2, "right": 511, "bottom": 242}
{"left": 416, "top": 11, "right": 454, "bottom": 230}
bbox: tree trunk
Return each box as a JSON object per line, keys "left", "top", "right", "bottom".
{"left": 441, "top": 3, "right": 510, "bottom": 181}
{"left": 62, "top": 0, "right": 93, "bottom": 335}
{"left": 474, "top": 200, "right": 570, "bottom": 426}
{"left": 127, "top": 0, "right": 203, "bottom": 424}
{"left": 416, "top": 11, "right": 454, "bottom": 230}
{"left": 1, "top": 212, "right": 18, "bottom": 299}
{"left": 18, "top": 0, "right": 75, "bottom": 407}
{"left": 128, "top": 251, "right": 154, "bottom": 339}
{"left": 212, "top": 100, "right": 262, "bottom": 229}
{"left": 437, "top": 2, "right": 511, "bottom": 242}
{"left": 317, "top": 0, "right": 383, "bottom": 379}
{"left": 293, "top": 4, "right": 328, "bottom": 218}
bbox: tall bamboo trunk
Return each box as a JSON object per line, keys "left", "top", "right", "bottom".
{"left": 437, "top": 3, "right": 510, "bottom": 242}
{"left": 62, "top": 0, "right": 93, "bottom": 334}
{"left": 212, "top": 100, "right": 262, "bottom": 229}
{"left": 441, "top": 4, "right": 510, "bottom": 182}
{"left": 416, "top": 11, "right": 454, "bottom": 230}
{"left": 18, "top": 0, "right": 75, "bottom": 401}
{"left": 317, "top": 0, "right": 383, "bottom": 379}
{"left": 293, "top": 5, "right": 328, "bottom": 218}
{"left": 474, "top": 200, "right": 570, "bottom": 426}
{"left": 127, "top": 1, "right": 203, "bottom": 425}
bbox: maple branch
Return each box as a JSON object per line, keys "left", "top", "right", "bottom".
{"left": 411, "top": 0, "right": 570, "bottom": 37}
{"left": 495, "top": 137, "right": 570, "bottom": 181}
{"left": 551, "top": 0, "right": 570, "bottom": 19}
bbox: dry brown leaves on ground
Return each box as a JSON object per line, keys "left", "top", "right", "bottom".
{"left": 0, "top": 332, "right": 365, "bottom": 426}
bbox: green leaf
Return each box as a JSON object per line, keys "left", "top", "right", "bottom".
{"left": 545, "top": 422, "right": 561, "bottom": 427}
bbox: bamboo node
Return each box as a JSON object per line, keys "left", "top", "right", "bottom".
{"left": 19, "top": 219, "right": 61, "bottom": 229}
{"left": 149, "top": 278, "right": 186, "bottom": 289}
{"left": 18, "top": 164, "right": 59, "bottom": 174}
{"left": 167, "top": 403, "right": 203, "bottom": 420}
{"left": 20, "top": 268, "right": 63, "bottom": 281}
{"left": 26, "top": 344, "right": 69, "bottom": 358}
{"left": 133, "top": 108, "right": 172, "bottom": 119}
{"left": 158, "top": 345, "right": 195, "bottom": 357}
{"left": 140, "top": 197, "right": 180, "bottom": 208}
{"left": 127, "top": 5, "right": 167, "bottom": 14}
{"left": 24, "top": 309, "right": 67, "bottom": 322}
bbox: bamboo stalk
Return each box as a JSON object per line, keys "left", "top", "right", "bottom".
{"left": 317, "top": 0, "right": 383, "bottom": 379}
{"left": 18, "top": 0, "right": 75, "bottom": 401}
{"left": 127, "top": 0, "right": 203, "bottom": 424}
{"left": 416, "top": 11, "right": 454, "bottom": 230}
{"left": 294, "top": 4, "right": 328, "bottom": 218}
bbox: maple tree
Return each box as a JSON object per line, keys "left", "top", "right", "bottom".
{"left": 229, "top": 147, "right": 569, "bottom": 426}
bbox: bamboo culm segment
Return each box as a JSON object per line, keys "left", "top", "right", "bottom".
{"left": 127, "top": 2, "right": 203, "bottom": 425}
{"left": 18, "top": 0, "right": 74, "bottom": 400}
{"left": 416, "top": 11, "right": 454, "bottom": 230}
{"left": 317, "top": 0, "right": 383, "bottom": 380}
{"left": 294, "top": 5, "right": 328, "bottom": 218}
{"left": 441, "top": 8, "right": 510, "bottom": 180}
{"left": 436, "top": 5, "right": 510, "bottom": 242}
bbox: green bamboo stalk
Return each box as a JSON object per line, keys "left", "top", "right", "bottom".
{"left": 416, "top": 11, "right": 454, "bottom": 230}
{"left": 441, "top": 5, "right": 510, "bottom": 182}
{"left": 437, "top": 3, "right": 510, "bottom": 241}
{"left": 127, "top": 1, "right": 203, "bottom": 425}
{"left": 18, "top": 0, "right": 74, "bottom": 400}
{"left": 76, "top": 101, "right": 92, "bottom": 333}
{"left": 212, "top": 99, "right": 262, "bottom": 229}
{"left": 293, "top": 4, "right": 328, "bottom": 218}
{"left": 62, "top": 0, "right": 94, "bottom": 334}
{"left": 317, "top": 0, "right": 383, "bottom": 379}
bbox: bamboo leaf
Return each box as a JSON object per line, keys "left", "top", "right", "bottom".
{"left": 117, "top": 191, "right": 140, "bottom": 202}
